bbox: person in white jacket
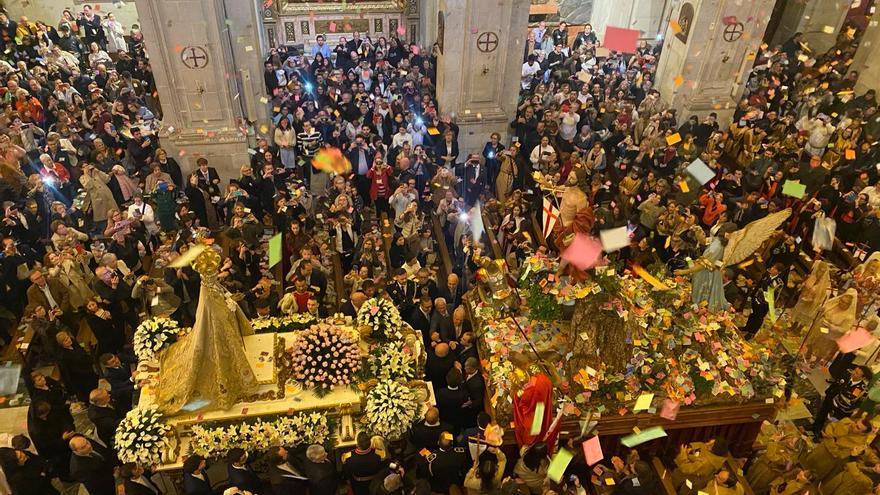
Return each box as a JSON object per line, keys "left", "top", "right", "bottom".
{"left": 521, "top": 54, "right": 541, "bottom": 90}
{"left": 797, "top": 114, "right": 835, "bottom": 156}
{"left": 529, "top": 135, "right": 555, "bottom": 170}
{"left": 128, "top": 193, "right": 159, "bottom": 235}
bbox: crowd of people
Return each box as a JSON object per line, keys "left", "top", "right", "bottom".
{"left": 0, "top": 1, "right": 876, "bottom": 493}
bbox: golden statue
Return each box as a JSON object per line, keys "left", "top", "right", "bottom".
{"left": 154, "top": 234, "right": 258, "bottom": 415}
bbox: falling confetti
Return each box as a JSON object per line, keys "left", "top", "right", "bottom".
{"left": 397, "top": 25, "right": 406, "bottom": 35}
{"left": 329, "top": 21, "right": 337, "bottom": 32}
{"left": 669, "top": 20, "right": 682, "bottom": 34}
{"left": 673, "top": 75, "right": 684, "bottom": 87}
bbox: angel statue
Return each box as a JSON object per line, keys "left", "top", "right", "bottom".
{"left": 676, "top": 209, "right": 792, "bottom": 311}
{"left": 154, "top": 234, "right": 258, "bottom": 415}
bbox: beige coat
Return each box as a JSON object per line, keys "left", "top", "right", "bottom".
{"left": 80, "top": 168, "right": 118, "bottom": 222}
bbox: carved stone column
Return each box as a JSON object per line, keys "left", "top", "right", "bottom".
{"left": 435, "top": 0, "right": 531, "bottom": 153}
{"left": 654, "top": 0, "right": 773, "bottom": 125}
{"left": 768, "top": 0, "right": 850, "bottom": 55}
{"left": 133, "top": 0, "right": 268, "bottom": 180}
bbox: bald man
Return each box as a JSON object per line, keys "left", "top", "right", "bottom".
{"left": 409, "top": 407, "right": 452, "bottom": 451}
{"left": 69, "top": 435, "right": 117, "bottom": 495}
{"left": 439, "top": 273, "right": 463, "bottom": 309}
{"left": 425, "top": 342, "right": 457, "bottom": 391}
{"left": 341, "top": 290, "right": 366, "bottom": 318}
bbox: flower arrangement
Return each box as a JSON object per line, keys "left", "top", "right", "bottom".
{"left": 190, "top": 413, "right": 329, "bottom": 459}
{"left": 288, "top": 323, "right": 361, "bottom": 395}
{"left": 364, "top": 380, "right": 420, "bottom": 440}
{"left": 367, "top": 340, "right": 418, "bottom": 382}
{"left": 133, "top": 317, "right": 183, "bottom": 361}
{"left": 252, "top": 314, "right": 317, "bottom": 334}
{"left": 114, "top": 406, "right": 173, "bottom": 466}
{"left": 357, "top": 297, "right": 403, "bottom": 341}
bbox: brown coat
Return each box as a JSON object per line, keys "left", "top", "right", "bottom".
{"left": 26, "top": 278, "right": 71, "bottom": 314}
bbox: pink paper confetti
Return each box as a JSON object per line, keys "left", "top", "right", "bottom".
{"left": 583, "top": 436, "right": 603, "bottom": 466}
{"left": 470, "top": 27, "right": 479, "bottom": 34}
{"left": 329, "top": 21, "right": 337, "bottom": 32}
{"left": 397, "top": 25, "right": 406, "bottom": 35}
{"left": 660, "top": 399, "right": 680, "bottom": 421}
{"left": 722, "top": 15, "right": 738, "bottom": 25}
{"left": 561, "top": 234, "right": 603, "bottom": 270}
{"left": 837, "top": 327, "right": 875, "bottom": 353}
{"left": 370, "top": 305, "right": 380, "bottom": 315}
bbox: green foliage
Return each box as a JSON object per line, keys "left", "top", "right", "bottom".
{"left": 524, "top": 275, "right": 562, "bottom": 322}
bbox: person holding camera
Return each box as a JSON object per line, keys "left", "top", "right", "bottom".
{"left": 367, "top": 158, "right": 394, "bottom": 219}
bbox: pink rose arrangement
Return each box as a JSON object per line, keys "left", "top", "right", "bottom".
{"left": 288, "top": 323, "right": 361, "bottom": 396}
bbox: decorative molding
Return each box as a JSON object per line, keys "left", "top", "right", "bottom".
{"left": 285, "top": 21, "right": 297, "bottom": 42}
{"left": 374, "top": 18, "right": 384, "bottom": 33}
{"left": 300, "top": 20, "right": 310, "bottom": 36}
{"left": 267, "top": 27, "right": 277, "bottom": 48}
{"left": 280, "top": 0, "right": 404, "bottom": 14}
{"left": 389, "top": 18, "right": 399, "bottom": 35}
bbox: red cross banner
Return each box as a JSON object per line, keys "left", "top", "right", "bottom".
{"left": 543, "top": 197, "right": 559, "bottom": 239}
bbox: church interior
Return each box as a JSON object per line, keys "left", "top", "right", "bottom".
{"left": 0, "top": 0, "right": 879, "bottom": 494}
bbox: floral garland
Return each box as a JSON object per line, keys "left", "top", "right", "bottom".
{"left": 357, "top": 297, "right": 403, "bottom": 341}
{"left": 367, "top": 340, "right": 418, "bottom": 382}
{"left": 115, "top": 406, "right": 173, "bottom": 466}
{"left": 364, "top": 380, "right": 419, "bottom": 440}
{"left": 190, "top": 412, "right": 329, "bottom": 459}
{"left": 133, "top": 317, "right": 184, "bottom": 361}
{"left": 252, "top": 314, "right": 317, "bottom": 334}
{"left": 288, "top": 323, "right": 361, "bottom": 395}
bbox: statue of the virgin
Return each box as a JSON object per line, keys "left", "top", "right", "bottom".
{"left": 154, "top": 239, "right": 258, "bottom": 415}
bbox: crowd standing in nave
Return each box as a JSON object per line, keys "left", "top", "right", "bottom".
{"left": 0, "top": 4, "right": 876, "bottom": 494}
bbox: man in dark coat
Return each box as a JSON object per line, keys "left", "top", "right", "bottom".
{"left": 435, "top": 369, "right": 470, "bottom": 433}
{"left": 267, "top": 446, "right": 308, "bottom": 494}
{"left": 406, "top": 296, "right": 433, "bottom": 346}
{"left": 342, "top": 432, "right": 384, "bottom": 495}
{"left": 68, "top": 435, "right": 117, "bottom": 495}
{"left": 226, "top": 448, "right": 262, "bottom": 494}
{"left": 297, "top": 444, "right": 339, "bottom": 495}
{"left": 463, "top": 357, "right": 486, "bottom": 428}
{"left": 86, "top": 388, "right": 123, "bottom": 449}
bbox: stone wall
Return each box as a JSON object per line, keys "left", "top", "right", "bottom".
{"left": 557, "top": 0, "right": 594, "bottom": 24}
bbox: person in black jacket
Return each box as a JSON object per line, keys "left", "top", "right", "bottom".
{"left": 342, "top": 432, "right": 384, "bottom": 495}
{"left": 121, "top": 462, "right": 164, "bottom": 495}
{"left": 463, "top": 357, "right": 485, "bottom": 428}
{"left": 183, "top": 455, "right": 213, "bottom": 495}
{"left": 28, "top": 400, "right": 74, "bottom": 479}
{"left": 406, "top": 296, "right": 433, "bottom": 346}
{"left": 68, "top": 435, "right": 117, "bottom": 495}
{"left": 267, "top": 445, "right": 308, "bottom": 494}
{"left": 0, "top": 444, "right": 59, "bottom": 495}
{"left": 100, "top": 352, "right": 137, "bottom": 413}
{"left": 87, "top": 388, "right": 123, "bottom": 449}
{"left": 226, "top": 448, "right": 262, "bottom": 494}
{"left": 435, "top": 369, "right": 470, "bottom": 433}
{"left": 55, "top": 330, "right": 98, "bottom": 403}
{"left": 297, "top": 444, "right": 339, "bottom": 495}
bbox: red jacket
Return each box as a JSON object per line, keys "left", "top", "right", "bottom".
{"left": 367, "top": 164, "right": 392, "bottom": 201}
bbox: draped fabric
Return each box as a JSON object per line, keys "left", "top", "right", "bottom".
{"left": 512, "top": 372, "right": 554, "bottom": 447}
{"left": 691, "top": 238, "right": 728, "bottom": 311}
{"left": 155, "top": 275, "right": 257, "bottom": 415}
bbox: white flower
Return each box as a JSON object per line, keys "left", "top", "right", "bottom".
{"left": 115, "top": 406, "right": 170, "bottom": 465}
{"left": 134, "top": 317, "right": 184, "bottom": 361}
{"left": 364, "top": 380, "right": 419, "bottom": 440}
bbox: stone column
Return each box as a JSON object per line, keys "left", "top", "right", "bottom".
{"left": 133, "top": 0, "right": 268, "bottom": 181}
{"left": 769, "top": 0, "right": 851, "bottom": 55}
{"left": 435, "top": 0, "right": 530, "bottom": 153}
{"left": 588, "top": 0, "right": 671, "bottom": 42}
{"left": 654, "top": 0, "right": 774, "bottom": 124}
{"left": 853, "top": 15, "right": 880, "bottom": 94}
